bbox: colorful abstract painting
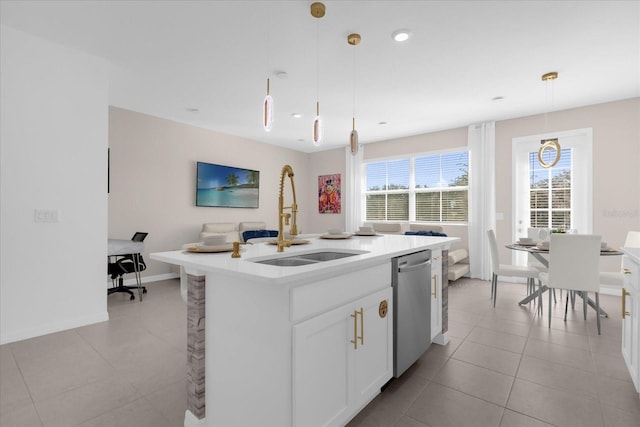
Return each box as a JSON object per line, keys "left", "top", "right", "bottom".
{"left": 318, "top": 174, "right": 341, "bottom": 213}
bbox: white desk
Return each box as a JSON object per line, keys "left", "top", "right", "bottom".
{"left": 108, "top": 239, "right": 145, "bottom": 300}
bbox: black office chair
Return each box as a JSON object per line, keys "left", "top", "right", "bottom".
{"left": 108, "top": 232, "right": 149, "bottom": 300}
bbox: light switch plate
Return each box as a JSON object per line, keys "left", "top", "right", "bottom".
{"left": 34, "top": 209, "right": 60, "bottom": 223}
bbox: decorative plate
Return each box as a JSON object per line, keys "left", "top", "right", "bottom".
{"left": 185, "top": 244, "right": 234, "bottom": 253}
{"left": 320, "top": 233, "right": 352, "bottom": 239}
{"left": 267, "top": 239, "right": 310, "bottom": 245}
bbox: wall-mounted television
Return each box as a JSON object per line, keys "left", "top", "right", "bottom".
{"left": 196, "top": 161, "right": 260, "bottom": 208}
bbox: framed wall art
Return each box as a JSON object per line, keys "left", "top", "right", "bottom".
{"left": 196, "top": 161, "right": 260, "bottom": 208}
{"left": 318, "top": 173, "right": 341, "bottom": 213}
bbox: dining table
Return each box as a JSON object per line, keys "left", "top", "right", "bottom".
{"left": 506, "top": 243, "right": 623, "bottom": 317}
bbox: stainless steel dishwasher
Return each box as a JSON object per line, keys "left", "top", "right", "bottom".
{"left": 392, "top": 250, "right": 432, "bottom": 377}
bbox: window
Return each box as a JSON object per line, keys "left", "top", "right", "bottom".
{"left": 365, "top": 159, "right": 410, "bottom": 221}
{"left": 529, "top": 148, "right": 572, "bottom": 230}
{"left": 364, "top": 151, "right": 468, "bottom": 223}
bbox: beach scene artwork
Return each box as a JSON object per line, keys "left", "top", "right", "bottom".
{"left": 196, "top": 161, "right": 260, "bottom": 208}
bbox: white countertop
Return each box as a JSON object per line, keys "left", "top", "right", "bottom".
{"left": 622, "top": 246, "right": 640, "bottom": 264}
{"left": 151, "top": 234, "right": 459, "bottom": 285}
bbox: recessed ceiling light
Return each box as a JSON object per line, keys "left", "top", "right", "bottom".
{"left": 297, "top": 138, "right": 305, "bottom": 142}
{"left": 492, "top": 96, "right": 505, "bottom": 101}
{"left": 276, "top": 71, "right": 289, "bottom": 79}
{"left": 378, "top": 121, "right": 388, "bottom": 125}
{"left": 291, "top": 113, "right": 303, "bottom": 118}
{"left": 185, "top": 107, "right": 199, "bottom": 113}
{"left": 391, "top": 29, "right": 411, "bottom": 42}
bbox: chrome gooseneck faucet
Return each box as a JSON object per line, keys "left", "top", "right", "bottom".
{"left": 277, "top": 164, "right": 298, "bottom": 252}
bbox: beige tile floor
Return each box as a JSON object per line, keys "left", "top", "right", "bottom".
{"left": 1, "top": 278, "right": 639, "bottom": 427}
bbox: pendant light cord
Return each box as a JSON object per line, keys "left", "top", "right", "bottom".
{"left": 316, "top": 17, "right": 320, "bottom": 106}
{"left": 352, "top": 44, "right": 356, "bottom": 124}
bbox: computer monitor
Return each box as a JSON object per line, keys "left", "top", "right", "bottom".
{"left": 131, "top": 232, "right": 148, "bottom": 242}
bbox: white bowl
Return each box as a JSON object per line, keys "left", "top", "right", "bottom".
{"left": 519, "top": 237, "right": 534, "bottom": 244}
{"left": 203, "top": 235, "right": 227, "bottom": 246}
{"left": 328, "top": 228, "right": 343, "bottom": 235}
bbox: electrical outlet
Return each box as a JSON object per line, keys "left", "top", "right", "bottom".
{"left": 34, "top": 209, "right": 60, "bottom": 223}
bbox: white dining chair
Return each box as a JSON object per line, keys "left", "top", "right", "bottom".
{"left": 487, "top": 229, "right": 540, "bottom": 308}
{"left": 539, "top": 234, "right": 603, "bottom": 334}
{"left": 599, "top": 231, "right": 640, "bottom": 286}
{"left": 526, "top": 227, "right": 555, "bottom": 301}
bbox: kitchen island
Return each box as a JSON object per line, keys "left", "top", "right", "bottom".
{"left": 151, "top": 233, "right": 458, "bottom": 427}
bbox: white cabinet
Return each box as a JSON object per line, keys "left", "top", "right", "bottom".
{"left": 293, "top": 287, "right": 393, "bottom": 427}
{"left": 431, "top": 249, "right": 443, "bottom": 341}
{"left": 621, "top": 253, "right": 640, "bottom": 395}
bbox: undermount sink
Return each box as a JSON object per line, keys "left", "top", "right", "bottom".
{"left": 255, "top": 258, "right": 317, "bottom": 267}
{"left": 251, "top": 250, "right": 368, "bottom": 267}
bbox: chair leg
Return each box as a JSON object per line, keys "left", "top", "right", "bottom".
{"left": 583, "top": 291, "right": 588, "bottom": 320}
{"left": 564, "top": 293, "right": 569, "bottom": 321}
{"left": 595, "top": 292, "right": 601, "bottom": 335}
{"left": 548, "top": 287, "right": 552, "bottom": 328}
{"left": 553, "top": 289, "right": 557, "bottom": 304}
{"left": 492, "top": 274, "right": 498, "bottom": 307}
{"left": 491, "top": 274, "right": 495, "bottom": 301}
{"left": 570, "top": 291, "right": 576, "bottom": 309}
{"left": 537, "top": 280, "right": 543, "bottom": 316}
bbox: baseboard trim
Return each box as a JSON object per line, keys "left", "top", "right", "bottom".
{"left": 0, "top": 311, "right": 109, "bottom": 345}
{"left": 106, "top": 272, "right": 179, "bottom": 287}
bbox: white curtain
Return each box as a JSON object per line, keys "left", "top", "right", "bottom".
{"left": 468, "top": 122, "right": 496, "bottom": 280}
{"left": 345, "top": 145, "right": 363, "bottom": 233}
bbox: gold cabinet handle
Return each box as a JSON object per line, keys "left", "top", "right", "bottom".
{"left": 358, "top": 308, "right": 364, "bottom": 346}
{"left": 623, "top": 268, "right": 632, "bottom": 275}
{"left": 350, "top": 310, "right": 358, "bottom": 349}
{"left": 432, "top": 274, "right": 437, "bottom": 298}
{"left": 622, "top": 288, "right": 631, "bottom": 318}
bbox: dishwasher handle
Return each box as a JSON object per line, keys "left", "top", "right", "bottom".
{"left": 398, "top": 259, "right": 431, "bottom": 273}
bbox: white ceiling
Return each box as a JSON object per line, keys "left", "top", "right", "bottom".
{"left": 2, "top": 1, "right": 639, "bottom": 153}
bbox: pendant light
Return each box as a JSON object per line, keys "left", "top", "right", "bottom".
{"left": 538, "top": 71, "right": 560, "bottom": 168}
{"left": 348, "top": 33, "right": 361, "bottom": 155}
{"left": 311, "top": 2, "right": 325, "bottom": 146}
{"left": 263, "top": 78, "right": 273, "bottom": 132}
{"left": 263, "top": 15, "right": 273, "bottom": 132}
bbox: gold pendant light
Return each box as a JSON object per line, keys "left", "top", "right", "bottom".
{"left": 348, "top": 33, "right": 361, "bottom": 155}
{"left": 263, "top": 78, "right": 273, "bottom": 132}
{"left": 538, "top": 71, "right": 560, "bottom": 168}
{"left": 263, "top": 13, "right": 273, "bottom": 133}
{"left": 311, "top": 2, "right": 325, "bottom": 146}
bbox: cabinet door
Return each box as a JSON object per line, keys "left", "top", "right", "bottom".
{"left": 622, "top": 257, "right": 639, "bottom": 392}
{"left": 431, "top": 249, "right": 443, "bottom": 340}
{"left": 354, "top": 287, "right": 393, "bottom": 406}
{"left": 293, "top": 303, "right": 354, "bottom": 427}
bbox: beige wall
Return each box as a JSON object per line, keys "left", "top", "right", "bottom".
{"left": 108, "top": 107, "right": 312, "bottom": 277}
{"left": 304, "top": 148, "right": 346, "bottom": 233}
{"left": 110, "top": 98, "right": 640, "bottom": 280}
{"left": 497, "top": 97, "right": 640, "bottom": 272}
{"left": 350, "top": 98, "right": 640, "bottom": 265}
